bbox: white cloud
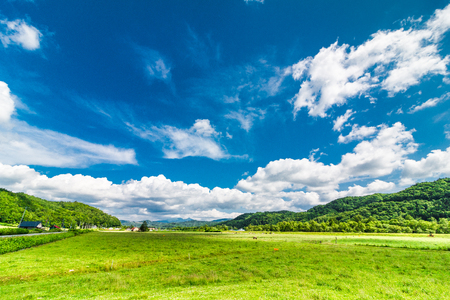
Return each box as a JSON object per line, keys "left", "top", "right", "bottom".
{"left": 237, "top": 122, "right": 416, "bottom": 195}
{"left": 408, "top": 92, "right": 450, "bottom": 113}
{"left": 0, "top": 123, "right": 137, "bottom": 167}
{"left": 128, "top": 119, "right": 228, "bottom": 160}
{"left": 332, "top": 109, "right": 354, "bottom": 132}
{"left": 338, "top": 124, "right": 377, "bottom": 144}
{"left": 225, "top": 108, "right": 265, "bottom": 132}
{"left": 291, "top": 4, "right": 450, "bottom": 117}
{"left": 0, "top": 81, "right": 137, "bottom": 168}
{"left": 323, "top": 180, "right": 396, "bottom": 201}
{"left": 0, "top": 163, "right": 302, "bottom": 221}
{"left": 401, "top": 147, "right": 450, "bottom": 181}
{"left": 0, "top": 120, "right": 446, "bottom": 220}
{"left": 0, "top": 81, "right": 15, "bottom": 123}
{"left": 0, "top": 19, "right": 42, "bottom": 50}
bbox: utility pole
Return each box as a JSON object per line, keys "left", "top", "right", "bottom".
{"left": 18, "top": 207, "right": 27, "bottom": 228}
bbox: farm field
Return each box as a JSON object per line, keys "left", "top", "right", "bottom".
{"left": 1, "top": 231, "right": 450, "bottom": 299}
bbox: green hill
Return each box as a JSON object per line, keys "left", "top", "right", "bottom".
{"left": 222, "top": 178, "right": 450, "bottom": 228}
{"left": 0, "top": 188, "right": 121, "bottom": 228}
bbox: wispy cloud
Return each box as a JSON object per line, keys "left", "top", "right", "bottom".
{"left": 244, "top": 0, "right": 264, "bottom": 4}
{"left": 128, "top": 119, "right": 229, "bottom": 160}
{"left": 186, "top": 26, "right": 221, "bottom": 70}
{"left": 0, "top": 81, "right": 137, "bottom": 168}
{"left": 225, "top": 108, "right": 266, "bottom": 132}
{"left": 135, "top": 45, "right": 172, "bottom": 83}
{"left": 408, "top": 92, "right": 450, "bottom": 113}
{"left": 0, "top": 19, "right": 42, "bottom": 50}
{"left": 332, "top": 109, "right": 354, "bottom": 132}
{"left": 291, "top": 4, "right": 450, "bottom": 117}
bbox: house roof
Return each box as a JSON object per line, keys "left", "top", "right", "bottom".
{"left": 19, "top": 221, "right": 42, "bottom": 227}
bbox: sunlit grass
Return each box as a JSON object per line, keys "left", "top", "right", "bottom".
{"left": 1, "top": 231, "right": 450, "bottom": 299}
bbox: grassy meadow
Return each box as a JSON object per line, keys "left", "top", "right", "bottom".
{"left": 1, "top": 231, "right": 450, "bottom": 299}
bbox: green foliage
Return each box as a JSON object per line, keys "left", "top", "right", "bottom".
{"left": 139, "top": 221, "right": 149, "bottom": 232}
{"left": 246, "top": 217, "right": 450, "bottom": 234}
{"left": 222, "top": 178, "right": 450, "bottom": 228}
{"left": 222, "top": 211, "right": 298, "bottom": 229}
{"left": 0, "top": 228, "right": 29, "bottom": 235}
{"left": 0, "top": 230, "right": 90, "bottom": 255}
{"left": 0, "top": 188, "right": 121, "bottom": 228}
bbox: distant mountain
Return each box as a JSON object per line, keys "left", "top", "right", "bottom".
{"left": 120, "top": 218, "right": 231, "bottom": 229}
{"left": 221, "top": 178, "right": 450, "bottom": 228}
{"left": 153, "top": 218, "right": 195, "bottom": 223}
{"left": 0, "top": 188, "right": 121, "bottom": 227}
{"left": 211, "top": 218, "right": 232, "bottom": 222}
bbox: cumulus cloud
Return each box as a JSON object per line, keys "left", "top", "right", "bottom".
{"left": 0, "top": 81, "right": 15, "bottom": 123}
{"left": 0, "top": 163, "right": 305, "bottom": 221}
{"left": 0, "top": 120, "right": 445, "bottom": 220}
{"left": 128, "top": 119, "right": 229, "bottom": 160}
{"left": 0, "top": 81, "right": 137, "bottom": 167}
{"left": 0, "top": 19, "right": 42, "bottom": 50}
{"left": 401, "top": 147, "right": 450, "bottom": 182}
{"left": 333, "top": 109, "right": 354, "bottom": 132}
{"left": 338, "top": 124, "right": 377, "bottom": 144}
{"left": 291, "top": 4, "right": 450, "bottom": 117}
{"left": 323, "top": 180, "right": 396, "bottom": 201}
{"left": 237, "top": 122, "right": 417, "bottom": 194}
{"left": 408, "top": 92, "right": 450, "bottom": 113}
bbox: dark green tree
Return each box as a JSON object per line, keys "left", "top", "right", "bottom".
{"left": 139, "top": 221, "right": 149, "bottom": 232}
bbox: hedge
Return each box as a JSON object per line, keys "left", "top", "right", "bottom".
{"left": 0, "top": 229, "right": 91, "bottom": 255}
{"left": 0, "top": 228, "right": 29, "bottom": 235}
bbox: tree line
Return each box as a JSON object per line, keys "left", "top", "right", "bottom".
{"left": 245, "top": 215, "right": 450, "bottom": 234}
{"left": 0, "top": 189, "right": 121, "bottom": 228}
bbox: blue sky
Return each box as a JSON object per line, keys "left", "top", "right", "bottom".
{"left": 1, "top": 0, "right": 450, "bottom": 221}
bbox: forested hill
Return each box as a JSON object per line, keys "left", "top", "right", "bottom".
{"left": 0, "top": 188, "right": 121, "bottom": 227}
{"left": 222, "top": 178, "right": 450, "bottom": 228}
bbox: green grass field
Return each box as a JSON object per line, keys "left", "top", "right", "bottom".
{"left": 1, "top": 231, "right": 450, "bottom": 299}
